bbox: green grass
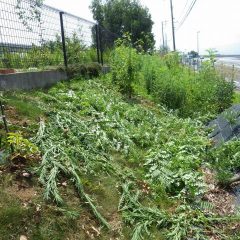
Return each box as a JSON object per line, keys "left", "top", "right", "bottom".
{"left": 3, "top": 94, "right": 43, "bottom": 120}
{"left": 0, "top": 187, "right": 93, "bottom": 240}
{"left": 0, "top": 190, "right": 31, "bottom": 239}
{"left": 233, "top": 91, "right": 240, "bottom": 104}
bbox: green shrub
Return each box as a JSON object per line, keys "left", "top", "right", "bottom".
{"left": 143, "top": 57, "right": 158, "bottom": 94}
{"left": 110, "top": 35, "right": 141, "bottom": 97}
{"left": 164, "top": 52, "right": 180, "bottom": 69}
{"left": 65, "top": 63, "right": 102, "bottom": 79}
{"left": 87, "top": 62, "right": 102, "bottom": 78}
{"left": 209, "top": 139, "right": 240, "bottom": 184}
{"left": 141, "top": 52, "right": 234, "bottom": 117}
{"left": 0, "top": 50, "right": 24, "bottom": 69}
{"left": 102, "top": 48, "right": 112, "bottom": 64}
{"left": 0, "top": 34, "right": 99, "bottom": 70}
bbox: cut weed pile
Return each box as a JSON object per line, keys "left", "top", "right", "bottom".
{"left": 0, "top": 77, "right": 240, "bottom": 239}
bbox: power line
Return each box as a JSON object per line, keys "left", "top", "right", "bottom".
{"left": 177, "top": 0, "right": 197, "bottom": 30}
{"left": 176, "top": 0, "right": 189, "bottom": 23}
{"left": 176, "top": 0, "right": 197, "bottom": 30}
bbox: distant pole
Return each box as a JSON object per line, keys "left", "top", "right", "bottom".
{"left": 197, "top": 31, "right": 200, "bottom": 70}
{"left": 162, "top": 21, "right": 165, "bottom": 47}
{"left": 232, "top": 64, "right": 235, "bottom": 82}
{"left": 165, "top": 33, "right": 168, "bottom": 47}
{"left": 197, "top": 31, "right": 200, "bottom": 54}
{"left": 170, "top": 0, "right": 176, "bottom": 51}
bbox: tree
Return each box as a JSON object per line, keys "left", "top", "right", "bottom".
{"left": 15, "top": 0, "right": 43, "bottom": 31}
{"left": 90, "top": 0, "right": 155, "bottom": 52}
{"left": 188, "top": 50, "right": 199, "bottom": 58}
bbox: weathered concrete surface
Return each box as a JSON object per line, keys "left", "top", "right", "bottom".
{"left": 0, "top": 70, "right": 67, "bottom": 90}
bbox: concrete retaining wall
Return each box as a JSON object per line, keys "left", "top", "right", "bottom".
{"left": 0, "top": 70, "right": 67, "bottom": 90}
{"left": 102, "top": 66, "right": 111, "bottom": 74}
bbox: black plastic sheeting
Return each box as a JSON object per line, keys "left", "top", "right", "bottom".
{"left": 208, "top": 105, "right": 240, "bottom": 206}
{"left": 208, "top": 105, "right": 240, "bottom": 146}
{"left": 233, "top": 185, "right": 240, "bottom": 206}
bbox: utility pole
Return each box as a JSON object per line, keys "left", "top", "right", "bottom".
{"left": 162, "top": 21, "right": 165, "bottom": 47}
{"left": 197, "top": 31, "right": 200, "bottom": 70}
{"left": 170, "top": 0, "right": 176, "bottom": 51}
{"left": 197, "top": 31, "right": 200, "bottom": 54}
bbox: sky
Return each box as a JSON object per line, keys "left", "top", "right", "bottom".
{"left": 44, "top": 0, "right": 240, "bottom": 55}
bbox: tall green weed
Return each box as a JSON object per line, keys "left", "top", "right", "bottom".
{"left": 141, "top": 53, "right": 234, "bottom": 117}
{"left": 110, "top": 35, "right": 141, "bottom": 97}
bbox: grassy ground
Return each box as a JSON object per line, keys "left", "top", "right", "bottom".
{"left": 233, "top": 91, "right": 240, "bottom": 104}
{"left": 0, "top": 76, "right": 239, "bottom": 240}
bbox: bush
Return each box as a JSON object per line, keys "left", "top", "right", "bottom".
{"left": 65, "top": 63, "right": 102, "bottom": 79}
{"left": 87, "top": 62, "right": 102, "bottom": 78}
{"left": 110, "top": 36, "right": 141, "bottom": 98}
{"left": 141, "top": 53, "right": 234, "bottom": 117}
{"left": 0, "top": 34, "right": 99, "bottom": 70}
{"left": 209, "top": 139, "right": 240, "bottom": 184}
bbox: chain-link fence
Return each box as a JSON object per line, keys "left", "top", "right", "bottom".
{"left": 0, "top": 0, "right": 119, "bottom": 70}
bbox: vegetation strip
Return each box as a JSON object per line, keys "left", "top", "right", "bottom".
{"left": 0, "top": 50, "right": 239, "bottom": 239}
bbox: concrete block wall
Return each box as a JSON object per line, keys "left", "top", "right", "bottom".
{"left": 0, "top": 70, "right": 68, "bottom": 91}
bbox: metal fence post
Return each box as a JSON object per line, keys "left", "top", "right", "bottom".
{"left": 99, "top": 26, "right": 104, "bottom": 66}
{"left": 59, "top": 11, "right": 68, "bottom": 69}
{"left": 232, "top": 64, "right": 235, "bottom": 82}
{"left": 0, "top": 101, "right": 14, "bottom": 153}
{"left": 95, "top": 24, "right": 100, "bottom": 64}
